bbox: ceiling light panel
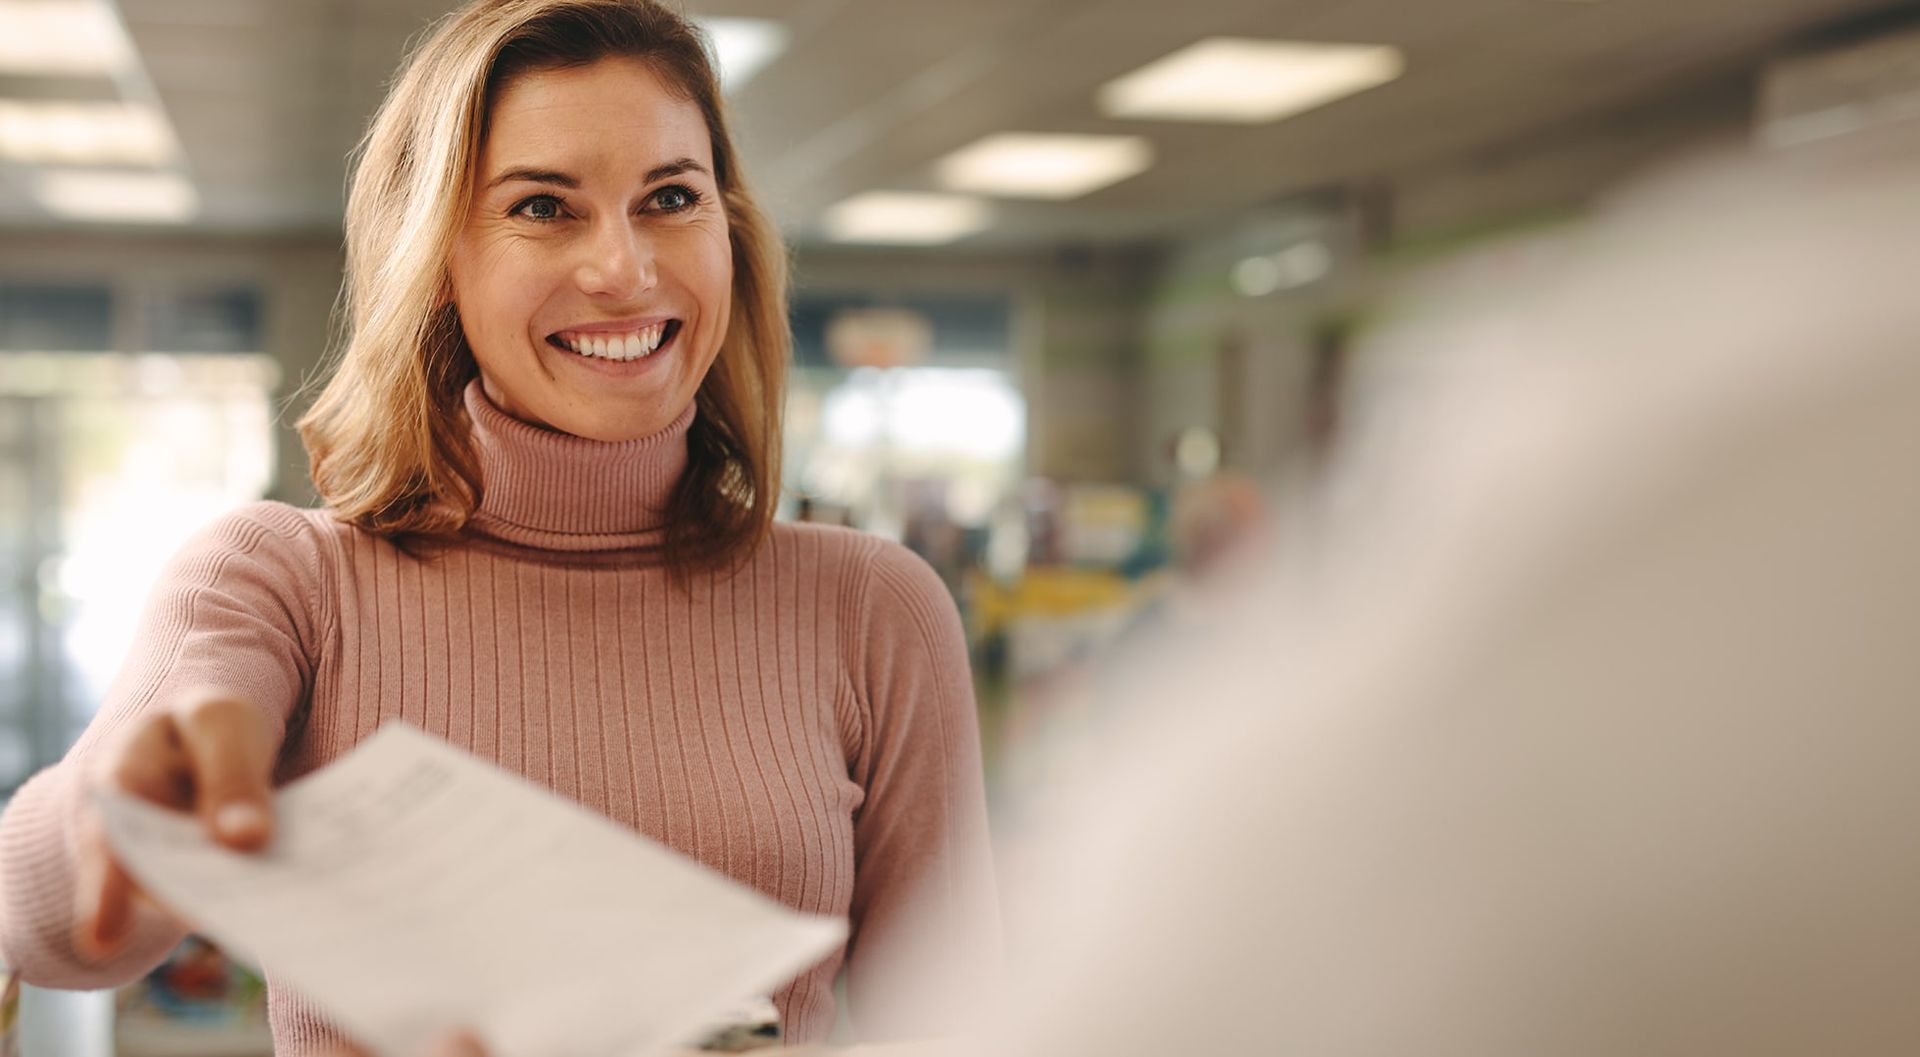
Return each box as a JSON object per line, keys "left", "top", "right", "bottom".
{"left": 695, "top": 16, "right": 788, "bottom": 92}
{"left": 821, "top": 192, "right": 992, "bottom": 245}
{"left": 1100, "top": 38, "right": 1405, "bottom": 124}
{"left": 0, "top": 100, "right": 177, "bottom": 165}
{"left": 0, "top": 0, "right": 132, "bottom": 76}
{"left": 36, "top": 169, "right": 197, "bottom": 223}
{"left": 935, "top": 133, "right": 1153, "bottom": 200}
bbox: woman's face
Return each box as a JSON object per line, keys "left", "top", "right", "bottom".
{"left": 450, "top": 57, "right": 731, "bottom": 442}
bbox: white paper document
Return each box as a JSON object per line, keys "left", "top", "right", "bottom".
{"left": 97, "top": 723, "right": 847, "bottom": 1057}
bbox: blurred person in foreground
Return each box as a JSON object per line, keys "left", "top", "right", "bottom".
{"left": 1166, "top": 473, "right": 1273, "bottom": 598}
{"left": 327, "top": 133, "right": 1919, "bottom": 1056}
{"left": 0, "top": 1, "right": 997, "bottom": 1052}
{"left": 995, "top": 130, "right": 1920, "bottom": 1057}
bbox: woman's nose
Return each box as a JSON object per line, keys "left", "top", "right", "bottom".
{"left": 574, "top": 220, "right": 657, "bottom": 299}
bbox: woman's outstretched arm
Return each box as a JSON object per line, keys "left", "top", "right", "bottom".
{"left": 0, "top": 501, "right": 328, "bottom": 987}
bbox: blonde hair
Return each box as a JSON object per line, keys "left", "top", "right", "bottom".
{"left": 298, "top": 0, "right": 788, "bottom": 571}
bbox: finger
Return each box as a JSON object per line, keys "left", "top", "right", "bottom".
{"left": 74, "top": 787, "right": 180, "bottom": 953}
{"left": 71, "top": 805, "right": 119, "bottom": 959}
{"left": 173, "top": 689, "right": 276, "bottom": 851}
{"left": 75, "top": 712, "right": 187, "bottom": 958}
{"left": 80, "top": 857, "right": 139, "bottom": 959}
{"left": 427, "top": 1031, "right": 488, "bottom": 1057}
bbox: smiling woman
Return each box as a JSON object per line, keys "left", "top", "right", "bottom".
{"left": 305, "top": 0, "right": 789, "bottom": 571}
{"left": 0, "top": 2, "right": 999, "bottom": 1055}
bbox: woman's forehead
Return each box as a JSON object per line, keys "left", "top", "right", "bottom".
{"left": 481, "top": 57, "right": 711, "bottom": 174}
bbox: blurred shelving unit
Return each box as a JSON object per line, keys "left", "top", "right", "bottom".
{"left": 115, "top": 1008, "right": 274, "bottom": 1057}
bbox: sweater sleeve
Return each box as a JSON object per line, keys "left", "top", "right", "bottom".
{"left": 0, "top": 501, "right": 327, "bottom": 988}
{"left": 843, "top": 540, "right": 1002, "bottom": 1040}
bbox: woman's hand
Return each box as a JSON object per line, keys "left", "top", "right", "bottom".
{"left": 72, "top": 688, "right": 278, "bottom": 959}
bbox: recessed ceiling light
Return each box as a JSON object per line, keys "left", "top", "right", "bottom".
{"left": 1100, "top": 37, "right": 1404, "bottom": 124}
{"left": 934, "top": 133, "right": 1153, "bottom": 200}
{"left": 36, "top": 169, "right": 197, "bottom": 223}
{"left": 695, "top": 16, "right": 788, "bottom": 92}
{"left": 0, "top": 0, "right": 132, "bottom": 76}
{"left": 0, "top": 100, "right": 177, "bottom": 165}
{"left": 821, "top": 191, "right": 992, "bottom": 245}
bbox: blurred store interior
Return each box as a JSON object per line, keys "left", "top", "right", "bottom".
{"left": 3, "top": 0, "right": 1919, "bottom": 1051}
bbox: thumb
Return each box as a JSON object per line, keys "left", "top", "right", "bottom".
{"left": 172, "top": 690, "right": 276, "bottom": 850}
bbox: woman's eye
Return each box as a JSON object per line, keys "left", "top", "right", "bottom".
{"left": 511, "top": 195, "right": 564, "bottom": 221}
{"left": 650, "top": 185, "right": 701, "bottom": 213}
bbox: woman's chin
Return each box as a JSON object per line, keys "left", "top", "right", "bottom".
{"left": 548, "top": 397, "right": 686, "bottom": 443}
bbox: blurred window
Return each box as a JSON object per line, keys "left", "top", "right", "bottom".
{"left": 141, "top": 287, "right": 264, "bottom": 354}
{"left": 790, "top": 293, "right": 1013, "bottom": 368}
{"left": 792, "top": 365, "right": 1026, "bottom": 528}
{"left": 781, "top": 293, "right": 1025, "bottom": 607}
{"left": 0, "top": 284, "right": 113, "bottom": 351}
{"left": 0, "top": 279, "right": 277, "bottom": 794}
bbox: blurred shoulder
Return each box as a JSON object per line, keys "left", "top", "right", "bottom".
{"left": 761, "top": 521, "right": 946, "bottom": 597}
{"left": 198, "top": 499, "right": 338, "bottom": 543}
{"left": 175, "top": 500, "right": 345, "bottom": 577}
{"left": 761, "top": 527, "right": 962, "bottom": 654}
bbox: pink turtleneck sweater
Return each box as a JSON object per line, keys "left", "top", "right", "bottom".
{"left": 0, "top": 383, "right": 998, "bottom": 1051}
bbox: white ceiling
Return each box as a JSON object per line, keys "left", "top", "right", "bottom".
{"left": 0, "top": 0, "right": 1898, "bottom": 246}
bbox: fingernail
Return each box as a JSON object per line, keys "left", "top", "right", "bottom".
{"left": 215, "top": 802, "right": 268, "bottom": 840}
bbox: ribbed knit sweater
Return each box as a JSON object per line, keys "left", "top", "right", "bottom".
{"left": 0, "top": 382, "right": 998, "bottom": 1052}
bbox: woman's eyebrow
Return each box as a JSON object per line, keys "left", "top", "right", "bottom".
{"left": 486, "top": 167, "right": 578, "bottom": 191}
{"left": 485, "top": 159, "right": 711, "bottom": 192}
{"left": 642, "top": 157, "right": 710, "bottom": 183}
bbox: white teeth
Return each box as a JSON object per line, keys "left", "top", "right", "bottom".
{"left": 559, "top": 324, "right": 670, "bottom": 361}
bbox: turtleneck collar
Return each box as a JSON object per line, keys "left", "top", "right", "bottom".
{"left": 464, "top": 379, "right": 693, "bottom": 555}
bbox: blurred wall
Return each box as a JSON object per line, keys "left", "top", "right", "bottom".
{"left": 1113, "top": 66, "right": 1764, "bottom": 489}
{"left": 1132, "top": 195, "right": 1373, "bottom": 486}
{"left": 1389, "top": 71, "right": 1753, "bottom": 239}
